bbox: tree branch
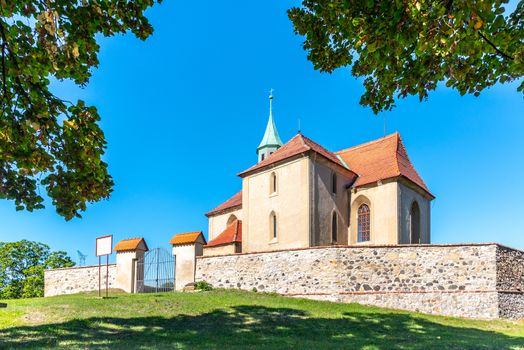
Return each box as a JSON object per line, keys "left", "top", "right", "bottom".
{"left": 478, "top": 31, "right": 514, "bottom": 60}
{"left": 0, "top": 23, "right": 9, "bottom": 114}
{"left": 0, "top": 20, "right": 32, "bottom": 106}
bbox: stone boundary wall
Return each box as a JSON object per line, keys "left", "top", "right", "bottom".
{"left": 496, "top": 246, "right": 524, "bottom": 319}
{"left": 44, "top": 264, "right": 117, "bottom": 297}
{"left": 496, "top": 245, "right": 524, "bottom": 291}
{"left": 196, "top": 244, "right": 524, "bottom": 319}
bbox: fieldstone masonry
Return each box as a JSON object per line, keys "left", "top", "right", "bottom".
{"left": 43, "top": 242, "right": 524, "bottom": 319}
{"left": 44, "top": 264, "right": 116, "bottom": 297}
{"left": 496, "top": 245, "right": 524, "bottom": 319}
{"left": 196, "top": 244, "right": 524, "bottom": 319}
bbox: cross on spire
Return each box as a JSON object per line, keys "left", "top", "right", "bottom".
{"left": 269, "top": 89, "right": 274, "bottom": 116}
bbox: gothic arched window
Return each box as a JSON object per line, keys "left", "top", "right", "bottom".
{"left": 270, "top": 212, "right": 277, "bottom": 240}
{"left": 332, "top": 173, "right": 337, "bottom": 194}
{"left": 331, "top": 211, "right": 338, "bottom": 243}
{"left": 270, "top": 172, "right": 277, "bottom": 194}
{"left": 358, "top": 204, "right": 370, "bottom": 242}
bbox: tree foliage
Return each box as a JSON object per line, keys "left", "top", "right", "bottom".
{"left": 288, "top": 0, "right": 523, "bottom": 113}
{"left": 0, "top": 0, "right": 161, "bottom": 220}
{"left": 0, "top": 240, "right": 75, "bottom": 299}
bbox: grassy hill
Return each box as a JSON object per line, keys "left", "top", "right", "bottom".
{"left": 1, "top": 289, "right": 523, "bottom": 349}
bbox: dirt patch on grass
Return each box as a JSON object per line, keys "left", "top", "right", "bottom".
{"left": 22, "top": 311, "right": 47, "bottom": 324}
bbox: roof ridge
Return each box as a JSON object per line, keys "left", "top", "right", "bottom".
{"left": 205, "top": 190, "right": 242, "bottom": 216}
{"left": 178, "top": 231, "right": 202, "bottom": 236}
{"left": 393, "top": 133, "right": 402, "bottom": 176}
{"left": 238, "top": 132, "right": 355, "bottom": 178}
{"left": 298, "top": 133, "right": 310, "bottom": 150}
{"left": 301, "top": 134, "right": 328, "bottom": 153}
{"left": 335, "top": 132, "right": 399, "bottom": 154}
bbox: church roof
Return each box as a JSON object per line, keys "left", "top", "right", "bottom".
{"left": 205, "top": 220, "right": 242, "bottom": 248}
{"left": 208, "top": 132, "right": 432, "bottom": 216}
{"left": 335, "top": 132, "right": 433, "bottom": 198}
{"left": 239, "top": 133, "right": 351, "bottom": 177}
{"left": 205, "top": 190, "right": 242, "bottom": 217}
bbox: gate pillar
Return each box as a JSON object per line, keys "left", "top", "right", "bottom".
{"left": 169, "top": 232, "right": 207, "bottom": 291}
{"left": 114, "top": 238, "right": 149, "bottom": 293}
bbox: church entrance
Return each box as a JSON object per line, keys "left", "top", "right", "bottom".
{"left": 136, "top": 248, "right": 175, "bottom": 293}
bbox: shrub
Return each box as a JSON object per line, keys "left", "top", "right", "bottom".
{"left": 194, "top": 281, "right": 213, "bottom": 291}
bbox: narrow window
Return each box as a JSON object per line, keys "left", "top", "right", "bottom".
{"left": 273, "top": 214, "right": 277, "bottom": 239}
{"left": 410, "top": 201, "right": 421, "bottom": 244}
{"left": 270, "top": 172, "right": 277, "bottom": 194}
{"left": 271, "top": 212, "right": 277, "bottom": 239}
{"left": 261, "top": 154, "right": 265, "bottom": 161}
{"left": 332, "top": 173, "right": 337, "bottom": 194}
{"left": 331, "top": 212, "right": 338, "bottom": 243}
{"left": 358, "top": 204, "right": 370, "bottom": 242}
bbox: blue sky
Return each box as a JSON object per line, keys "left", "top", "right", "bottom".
{"left": 1, "top": 1, "right": 523, "bottom": 265}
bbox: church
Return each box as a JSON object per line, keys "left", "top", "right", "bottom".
{"left": 203, "top": 93, "right": 434, "bottom": 256}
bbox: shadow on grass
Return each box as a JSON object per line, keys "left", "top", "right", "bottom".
{"left": 0, "top": 305, "right": 522, "bottom": 349}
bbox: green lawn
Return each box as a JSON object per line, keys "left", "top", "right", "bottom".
{"left": 0, "top": 290, "right": 523, "bottom": 349}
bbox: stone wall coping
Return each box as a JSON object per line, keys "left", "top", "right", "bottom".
{"left": 285, "top": 289, "right": 524, "bottom": 297}
{"left": 197, "top": 242, "right": 524, "bottom": 259}
{"left": 45, "top": 263, "right": 116, "bottom": 272}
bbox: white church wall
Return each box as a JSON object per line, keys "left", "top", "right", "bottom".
{"left": 203, "top": 243, "right": 239, "bottom": 256}
{"left": 242, "top": 156, "right": 310, "bottom": 253}
{"left": 207, "top": 207, "right": 243, "bottom": 241}
{"left": 350, "top": 180, "right": 399, "bottom": 245}
{"left": 309, "top": 156, "right": 352, "bottom": 246}
{"left": 398, "top": 180, "right": 431, "bottom": 244}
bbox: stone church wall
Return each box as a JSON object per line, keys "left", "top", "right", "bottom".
{"left": 44, "top": 264, "right": 117, "bottom": 297}
{"left": 196, "top": 244, "right": 524, "bottom": 319}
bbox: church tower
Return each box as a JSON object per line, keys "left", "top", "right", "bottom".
{"left": 257, "top": 89, "right": 283, "bottom": 162}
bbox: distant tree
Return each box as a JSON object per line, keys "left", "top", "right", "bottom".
{"left": 288, "top": 0, "right": 523, "bottom": 113}
{"left": 0, "top": 0, "right": 161, "bottom": 220}
{"left": 0, "top": 240, "right": 75, "bottom": 299}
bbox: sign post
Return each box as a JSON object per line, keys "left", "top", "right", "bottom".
{"left": 96, "top": 235, "right": 113, "bottom": 298}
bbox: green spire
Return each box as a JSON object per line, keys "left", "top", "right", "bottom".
{"left": 257, "top": 89, "right": 283, "bottom": 153}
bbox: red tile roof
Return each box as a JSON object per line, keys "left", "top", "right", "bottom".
{"left": 336, "top": 132, "right": 433, "bottom": 197}
{"left": 207, "top": 133, "right": 432, "bottom": 217}
{"left": 205, "top": 191, "right": 242, "bottom": 217}
{"left": 169, "top": 231, "right": 206, "bottom": 245}
{"left": 206, "top": 220, "right": 242, "bottom": 247}
{"left": 238, "top": 133, "right": 350, "bottom": 177}
{"left": 114, "top": 238, "right": 149, "bottom": 252}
